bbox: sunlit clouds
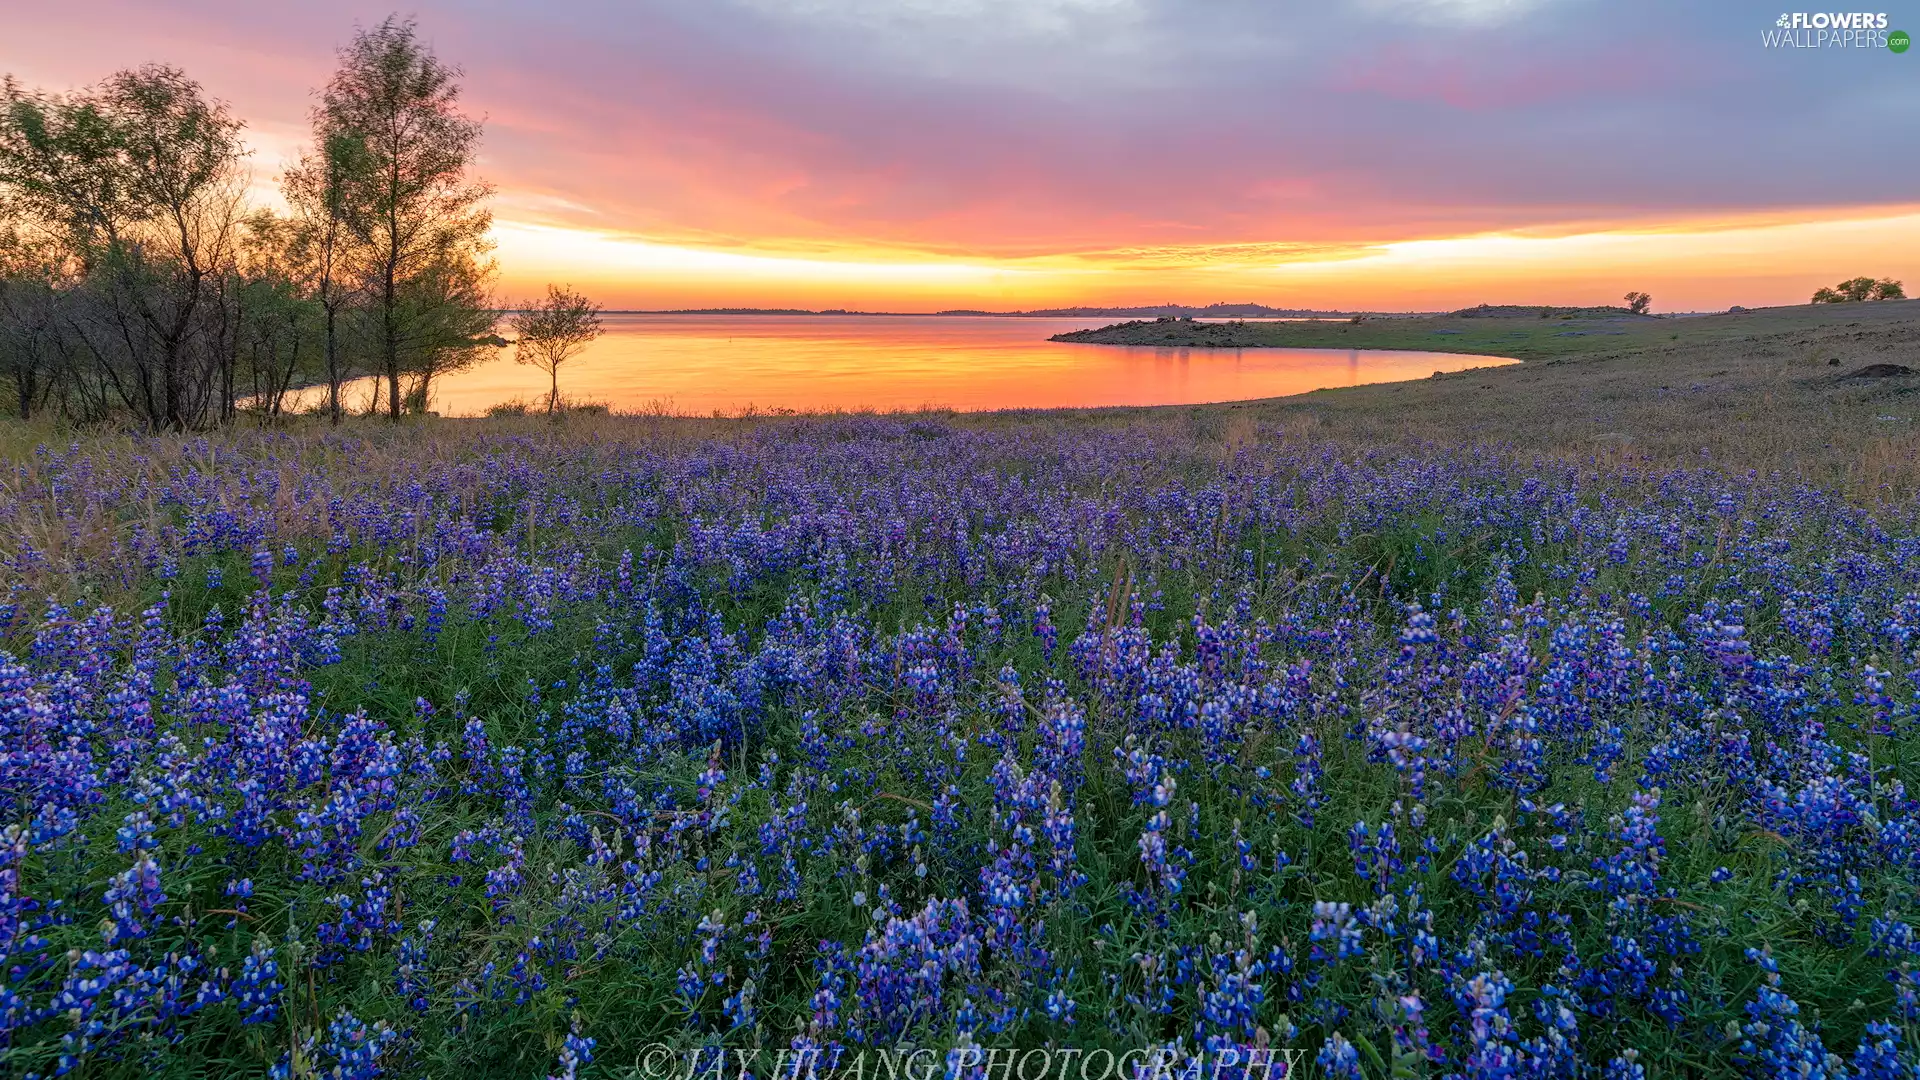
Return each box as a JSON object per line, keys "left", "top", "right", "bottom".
{"left": 493, "top": 222, "right": 1031, "bottom": 309}
{"left": 494, "top": 207, "right": 1920, "bottom": 311}
{"left": 6, "top": 0, "right": 1915, "bottom": 310}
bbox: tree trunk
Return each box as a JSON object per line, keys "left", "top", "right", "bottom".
{"left": 324, "top": 301, "right": 342, "bottom": 425}
{"left": 384, "top": 272, "right": 401, "bottom": 420}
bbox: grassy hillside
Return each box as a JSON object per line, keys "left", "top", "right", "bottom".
{"left": 1038, "top": 300, "right": 1920, "bottom": 497}
{"left": 1051, "top": 298, "right": 1919, "bottom": 362}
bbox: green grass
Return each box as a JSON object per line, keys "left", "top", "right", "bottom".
{"left": 1051, "top": 298, "right": 1920, "bottom": 362}
{"left": 0, "top": 299, "right": 1917, "bottom": 1077}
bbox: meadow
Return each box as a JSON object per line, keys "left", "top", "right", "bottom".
{"left": 1051, "top": 299, "right": 1920, "bottom": 364}
{"left": 1180, "top": 299, "right": 1920, "bottom": 500}
{"left": 0, "top": 314, "right": 1918, "bottom": 1077}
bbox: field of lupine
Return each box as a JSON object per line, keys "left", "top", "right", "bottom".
{"left": 1, "top": 413, "right": 1918, "bottom": 1079}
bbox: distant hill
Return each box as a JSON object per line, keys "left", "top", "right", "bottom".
{"left": 612, "top": 307, "right": 883, "bottom": 316}
{"left": 581, "top": 302, "right": 1674, "bottom": 319}
{"left": 597, "top": 303, "right": 1360, "bottom": 318}
{"left": 1049, "top": 301, "right": 1899, "bottom": 360}
{"left": 1450, "top": 303, "right": 1655, "bottom": 319}
{"left": 974, "top": 303, "right": 1349, "bottom": 318}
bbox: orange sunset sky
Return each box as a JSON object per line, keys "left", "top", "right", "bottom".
{"left": 6, "top": 0, "right": 1916, "bottom": 311}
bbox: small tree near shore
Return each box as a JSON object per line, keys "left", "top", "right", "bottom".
{"left": 510, "top": 284, "right": 601, "bottom": 415}
{"left": 1623, "top": 291, "right": 1652, "bottom": 315}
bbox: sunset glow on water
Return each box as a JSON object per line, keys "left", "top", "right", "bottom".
{"left": 293, "top": 316, "right": 1517, "bottom": 416}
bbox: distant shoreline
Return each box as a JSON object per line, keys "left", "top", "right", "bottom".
{"left": 1048, "top": 298, "right": 1916, "bottom": 362}
{"left": 522, "top": 304, "right": 1737, "bottom": 319}
{"left": 578, "top": 305, "right": 1394, "bottom": 318}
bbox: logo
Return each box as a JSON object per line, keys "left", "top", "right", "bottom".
{"left": 1776, "top": 11, "right": 1889, "bottom": 27}
{"left": 1764, "top": 11, "right": 1897, "bottom": 47}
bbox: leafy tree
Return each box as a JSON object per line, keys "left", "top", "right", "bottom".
{"left": 0, "top": 223, "right": 66, "bottom": 418}
{"left": 282, "top": 130, "right": 367, "bottom": 424}
{"left": 1623, "top": 291, "right": 1652, "bottom": 315}
{"left": 510, "top": 284, "right": 603, "bottom": 415}
{"left": 1812, "top": 276, "right": 1906, "bottom": 303}
{"left": 0, "top": 76, "right": 140, "bottom": 263}
{"left": 319, "top": 16, "right": 493, "bottom": 419}
{"left": 397, "top": 247, "right": 499, "bottom": 414}
{"left": 92, "top": 65, "right": 248, "bottom": 430}
{"left": 235, "top": 212, "right": 326, "bottom": 418}
{"left": 3, "top": 17, "right": 498, "bottom": 428}
{"left": 0, "top": 78, "right": 128, "bottom": 422}
{"left": 0, "top": 65, "right": 247, "bottom": 430}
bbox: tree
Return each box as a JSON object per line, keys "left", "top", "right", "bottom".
{"left": 282, "top": 130, "right": 366, "bottom": 424}
{"left": 0, "top": 77, "right": 127, "bottom": 422}
{"left": 0, "top": 65, "right": 247, "bottom": 430}
{"left": 235, "top": 211, "right": 325, "bottom": 418}
{"left": 510, "top": 285, "right": 602, "bottom": 415}
{"left": 1623, "top": 291, "right": 1652, "bottom": 315}
{"left": 397, "top": 246, "right": 499, "bottom": 413}
{"left": 1812, "top": 276, "right": 1906, "bottom": 303}
{"left": 0, "top": 76, "right": 140, "bottom": 264}
{"left": 93, "top": 65, "right": 247, "bottom": 431}
{"left": 0, "top": 222, "right": 64, "bottom": 418}
{"left": 319, "top": 16, "right": 494, "bottom": 420}
{"left": 3, "top": 18, "right": 501, "bottom": 429}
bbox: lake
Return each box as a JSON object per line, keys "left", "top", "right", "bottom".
{"left": 293, "top": 314, "right": 1516, "bottom": 416}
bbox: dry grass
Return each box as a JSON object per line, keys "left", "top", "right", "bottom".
{"left": 1150, "top": 301, "right": 1920, "bottom": 502}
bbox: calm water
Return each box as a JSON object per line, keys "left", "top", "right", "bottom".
{"left": 295, "top": 314, "right": 1515, "bottom": 416}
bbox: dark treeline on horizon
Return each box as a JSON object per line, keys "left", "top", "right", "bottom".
{"left": 0, "top": 15, "right": 498, "bottom": 430}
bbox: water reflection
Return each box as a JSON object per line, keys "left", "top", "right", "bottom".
{"left": 284, "top": 315, "right": 1515, "bottom": 416}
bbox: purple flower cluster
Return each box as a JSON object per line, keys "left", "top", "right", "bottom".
{"left": 0, "top": 417, "right": 1916, "bottom": 1075}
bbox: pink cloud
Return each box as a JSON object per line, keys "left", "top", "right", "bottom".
{"left": 2, "top": 0, "right": 1904, "bottom": 274}
{"left": 1334, "top": 37, "right": 1693, "bottom": 110}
